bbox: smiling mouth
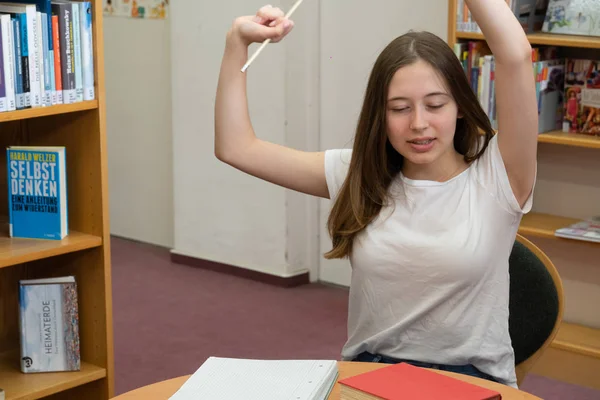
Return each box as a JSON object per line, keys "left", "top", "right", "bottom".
{"left": 408, "top": 138, "right": 435, "bottom": 145}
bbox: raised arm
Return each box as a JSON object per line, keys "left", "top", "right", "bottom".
{"left": 465, "top": 0, "right": 538, "bottom": 208}
{"left": 215, "top": 5, "right": 329, "bottom": 199}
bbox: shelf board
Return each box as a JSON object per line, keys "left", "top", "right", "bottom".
{"left": 519, "top": 212, "right": 580, "bottom": 239}
{"left": 0, "top": 101, "right": 98, "bottom": 123}
{"left": 520, "top": 213, "right": 599, "bottom": 246}
{"left": 553, "top": 322, "right": 600, "bottom": 359}
{"left": 455, "top": 31, "right": 485, "bottom": 41}
{"left": 0, "top": 351, "right": 106, "bottom": 400}
{"left": 526, "top": 32, "right": 600, "bottom": 49}
{"left": 456, "top": 31, "right": 600, "bottom": 49}
{"left": 538, "top": 131, "right": 600, "bottom": 149}
{"left": 0, "top": 229, "right": 102, "bottom": 269}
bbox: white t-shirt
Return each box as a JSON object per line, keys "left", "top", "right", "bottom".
{"left": 323, "top": 134, "right": 535, "bottom": 388}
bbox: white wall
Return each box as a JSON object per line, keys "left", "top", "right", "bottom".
{"left": 104, "top": 17, "right": 174, "bottom": 248}
{"left": 170, "top": 0, "right": 309, "bottom": 278}
{"left": 284, "top": 0, "right": 322, "bottom": 280}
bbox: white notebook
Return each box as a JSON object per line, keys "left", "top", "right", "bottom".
{"left": 169, "top": 357, "right": 339, "bottom": 400}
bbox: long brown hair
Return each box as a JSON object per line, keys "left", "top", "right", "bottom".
{"left": 324, "top": 31, "right": 494, "bottom": 260}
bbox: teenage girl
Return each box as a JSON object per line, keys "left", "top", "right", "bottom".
{"left": 214, "top": 0, "right": 538, "bottom": 388}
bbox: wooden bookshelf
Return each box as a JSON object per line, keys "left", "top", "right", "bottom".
{"left": 538, "top": 131, "right": 600, "bottom": 149}
{"left": 450, "top": 12, "right": 600, "bottom": 148}
{"left": 0, "top": 351, "right": 106, "bottom": 400}
{"left": 0, "top": 0, "right": 114, "bottom": 399}
{"left": 519, "top": 212, "right": 599, "bottom": 246}
{"left": 449, "top": 5, "right": 600, "bottom": 153}
{"left": 454, "top": 31, "right": 600, "bottom": 49}
{"left": 0, "top": 230, "right": 102, "bottom": 269}
{"left": 448, "top": 0, "right": 600, "bottom": 389}
{"left": 525, "top": 32, "right": 600, "bottom": 49}
{"left": 0, "top": 101, "right": 98, "bottom": 123}
{"left": 532, "top": 321, "right": 600, "bottom": 390}
{"left": 519, "top": 212, "right": 579, "bottom": 239}
{"left": 554, "top": 322, "right": 600, "bottom": 359}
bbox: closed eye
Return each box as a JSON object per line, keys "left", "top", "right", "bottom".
{"left": 427, "top": 104, "right": 445, "bottom": 110}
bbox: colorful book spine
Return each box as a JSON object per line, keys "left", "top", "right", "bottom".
{"left": 80, "top": 1, "right": 93, "bottom": 100}
{"left": 563, "top": 59, "right": 600, "bottom": 135}
{"left": 17, "top": 12, "right": 32, "bottom": 108}
{"left": 19, "top": 276, "right": 80, "bottom": 373}
{"left": 0, "top": 20, "right": 7, "bottom": 113}
{"left": 41, "top": 12, "right": 51, "bottom": 106}
{"left": 12, "top": 0, "right": 56, "bottom": 105}
{"left": 7, "top": 146, "right": 68, "bottom": 240}
{"left": 51, "top": 13, "right": 62, "bottom": 103}
{"left": 51, "top": 1, "right": 75, "bottom": 104}
{"left": 35, "top": 11, "right": 46, "bottom": 106}
{"left": 1, "top": 14, "right": 16, "bottom": 111}
{"left": 26, "top": 5, "right": 41, "bottom": 107}
{"left": 70, "top": 1, "right": 82, "bottom": 102}
{"left": 12, "top": 16, "right": 25, "bottom": 109}
{"left": 0, "top": 1, "right": 93, "bottom": 112}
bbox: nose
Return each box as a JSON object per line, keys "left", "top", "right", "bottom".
{"left": 410, "top": 107, "right": 429, "bottom": 131}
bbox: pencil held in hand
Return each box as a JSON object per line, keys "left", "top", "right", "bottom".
{"left": 241, "top": 0, "right": 304, "bottom": 72}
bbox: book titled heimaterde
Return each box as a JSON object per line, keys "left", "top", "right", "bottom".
{"left": 19, "top": 276, "right": 80, "bottom": 373}
{"left": 7, "top": 146, "right": 68, "bottom": 239}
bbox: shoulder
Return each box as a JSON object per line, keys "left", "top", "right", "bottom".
{"left": 324, "top": 149, "right": 352, "bottom": 200}
{"left": 472, "top": 133, "right": 535, "bottom": 215}
{"left": 474, "top": 133, "right": 499, "bottom": 167}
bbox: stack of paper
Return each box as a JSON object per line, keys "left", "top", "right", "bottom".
{"left": 169, "top": 357, "right": 339, "bottom": 400}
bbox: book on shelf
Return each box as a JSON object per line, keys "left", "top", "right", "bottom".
{"left": 457, "top": 0, "right": 548, "bottom": 34}
{"left": 18, "top": 275, "right": 80, "bottom": 373}
{"left": 452, "top": 42, "right": 569, "bottom": 134}
{"left": 563, "top": 59, "right": 600, "bottom": 135}
{"left": 7, "top": 145, "right": 68, "bottom": 240}
{"left": 555, "top": 216, "right": 600, "bottom": 243}
{"left": 338, "top": 362, "right": 501, "bottom": 400}
{"left": 454, "top": 1, "right": 600, "bottom": 138}
{"left": 542, "top": 0, "right": 600, "bottom": 38}
{"left": 168, "top": 357, "right": 339, "bottom": 400}
{"left": 0, "top": 0, "right": 95, "bottom": 112}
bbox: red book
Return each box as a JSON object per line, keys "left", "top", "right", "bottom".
{"left": 339, "top": 363, "right": 502, "bottom": 400}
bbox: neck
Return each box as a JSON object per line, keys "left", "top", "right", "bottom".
{"left": 402, "top": 150, "right": 468, "bottom": 182}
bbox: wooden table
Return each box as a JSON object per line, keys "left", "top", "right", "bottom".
{"left": 111, "top": 361, "right": 542, "bottom": 399}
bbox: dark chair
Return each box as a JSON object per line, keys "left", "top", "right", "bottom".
{"left": 509, "top": 233, "right": 564, "bottom": 385}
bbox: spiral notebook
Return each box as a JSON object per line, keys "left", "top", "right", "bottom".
{"left": 169, "top": 357, "right": 339, "bottom": 400}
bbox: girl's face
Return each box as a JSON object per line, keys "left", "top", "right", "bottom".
{"left": 385, "top": 59, "right": 461, "bottom": 171}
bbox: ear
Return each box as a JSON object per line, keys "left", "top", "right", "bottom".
{"left": 457, "top": 110, "right": 464, "bottom": 119}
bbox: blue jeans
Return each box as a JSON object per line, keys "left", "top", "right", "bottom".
{"left": 352, "top": 351, "right": 500, "bottom": 384}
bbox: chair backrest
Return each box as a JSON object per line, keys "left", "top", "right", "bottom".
{"left": 508, "top": 234, "right": 564, "bottom": 385}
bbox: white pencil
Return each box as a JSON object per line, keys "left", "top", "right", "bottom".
{"left": 241, "top": 0, "right": 304, "bottom": 73}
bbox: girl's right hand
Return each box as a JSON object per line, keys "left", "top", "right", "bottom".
{"left": 228, "top": 5, "right": 295, "bottom": 47}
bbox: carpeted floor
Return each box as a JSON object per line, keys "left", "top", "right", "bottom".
{"left": 110, "top": 236, "right": 600, "bottom": 399}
